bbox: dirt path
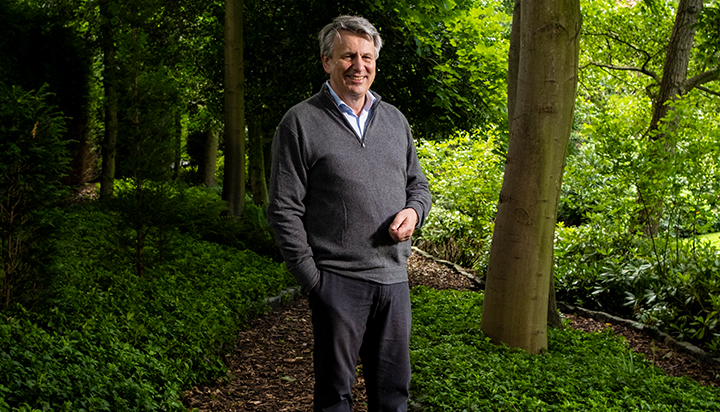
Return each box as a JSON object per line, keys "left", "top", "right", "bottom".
{"left": 182, "top": 253, "right": 720, "bottom": 411}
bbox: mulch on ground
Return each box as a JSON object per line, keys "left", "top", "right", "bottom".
{"left": 182, "top": 252, "right": 720, "bottom": 411}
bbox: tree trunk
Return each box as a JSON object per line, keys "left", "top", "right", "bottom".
{"left": 173, "top": 111, "right": 182, "bottom": 181}
{"left": 649, "top": 0, "right": 702, "bottom": 136}
{"left": 248, "top": 117, "right": 268, "bottom": 206}
{"left": 547, "top": 268, "right": 562, "bottom": 329}
{"left": 481, "top": 0, "right": 581, "bottom": 354}
{"left": 638, "top": 0, "right": 703, "bottom": 235}
{"left": 99, "top": 0, "right": 118, "bottom": 201}
{"left": 221, "top": 0, "right": 246, "bottom": 216}
{"left": 201, "top": 129, "right": 219, "bottom": 187}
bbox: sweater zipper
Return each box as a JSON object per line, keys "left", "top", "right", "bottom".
{"left": 360, "top": 102, "right": 379, "bottom": 148}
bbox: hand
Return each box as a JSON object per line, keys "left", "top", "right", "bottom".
{"left": 389, "top": 208, "right": 418, "bottom": 243}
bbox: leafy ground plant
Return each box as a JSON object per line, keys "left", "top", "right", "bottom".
{"left": 0, "top": 203, "right": 295, "bottom": 411}
{"left": 415, "top": 129, "right": 503, "bottom": 270}
{"left": 410, "top": 287, "right": 720, "bottom": 411}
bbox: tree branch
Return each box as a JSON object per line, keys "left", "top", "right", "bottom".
{"left": 584, "top": 31, "right": 653, "bottom": 62}
{"left": 580, "top": 61, "right": 661, "bottom": 83}
{"left": 696, "top": 85, "right": 720, "bottom": 97}
{"left": 681, "top": 67, "right": 719, "bottom": 94}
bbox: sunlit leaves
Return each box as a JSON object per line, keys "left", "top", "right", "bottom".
{"left": 416, "top": 128, "right": 504, "bottom": 268}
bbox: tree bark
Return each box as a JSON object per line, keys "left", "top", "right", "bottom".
{"left": 638, "top": 0, "right": 703, "bottom": 235}
{"left": 649, "top": 0, "right": 702, "bottom": 137}
{"left": 248, "top": 117, "right": 268, "bottom": 206}
{"left": 173, "top": 111, "right": 182, "bottom": 181}
{"left": 201, "top": 129, "right": 219, "bottom": 187}
{"left": 221, "top": 0, "right": 246, "bottom": 216}
{"left": 99, "top": 0, "right": 118, "bottom": 201}
{"left": 481, "top": 0, "right": 581, "bottom": 354}
{"left": 547, "top": 268, "right": 562, "bottom": 329}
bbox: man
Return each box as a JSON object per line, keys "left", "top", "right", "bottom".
{"left": 267, "top": 15, "right": 431, "bottom": 412}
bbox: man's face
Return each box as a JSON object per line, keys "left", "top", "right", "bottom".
{"left": 322, "top": 30, "right": 376, "bottom": 108}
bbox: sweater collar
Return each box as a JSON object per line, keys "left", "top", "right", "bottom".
{"left": 320, "top": 82, "right": 381, "bottom": 112}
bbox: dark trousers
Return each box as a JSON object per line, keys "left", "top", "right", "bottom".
{"left": 308, "top": 271, "right": 411, "bottom": 412}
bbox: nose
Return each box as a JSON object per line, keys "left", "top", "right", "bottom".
{"left": 350, "top": 55, "right": 363, "bottom": 71}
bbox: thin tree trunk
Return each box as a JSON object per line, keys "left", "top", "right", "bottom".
{"left": 222, "top": 0, "right": 246, "bottom": 216}
{"left": 638, "top": 0, "right": 703, "bottom": 235}
{"left": 173, "top": 111, "right": 182, "bottom": 181}
{"left": 248, "top": 117, "right": 268, "bottom": 205}
{"left": 547, "top": 268, "right": 562, "bottom": 329}
{"left": 99, "top": 0, "right": 118, "bottom": 201}
{"left": 649, "top": 0, "right": 702, "bottom": 137}
{"left": 202, "top": 129, "right": 219, "bottom": 187}
{"left": 481, "top": 0, "right": 581, "bottom": 354}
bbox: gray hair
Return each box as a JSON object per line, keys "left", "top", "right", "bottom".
{"left": 318, "top": 15, "right": 383, "bottom": 59}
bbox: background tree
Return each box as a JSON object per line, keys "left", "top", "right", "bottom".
{"left": 99, "top": 0, "right": 119, "bottom": 200}
{"left": 581, "top": 0, "right": 719, "bottom": 234}
{"left": 221, "top": 0, "right": 246, "bottom": 216}
{"left": 481, "top": 0, "right": 581, "bottom": 353}
{"left": 0, "top": 0, "right": 93, "bottom": 189}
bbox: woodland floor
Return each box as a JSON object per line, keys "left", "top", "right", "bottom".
{"left": 182, "top": 252, "right": 720, "bottom": 412}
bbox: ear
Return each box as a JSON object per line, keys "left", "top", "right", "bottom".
{"left": 321, "top": 54, "right": 332, "bottom": 74}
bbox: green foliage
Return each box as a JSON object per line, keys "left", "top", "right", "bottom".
{"left": 415, "top": 129, "right": 503, "bottom": 269}
{"left": 696, "top": 4, "right": 720, "bottom": 69}
{"left": 0, "top": 85, "right": 70, "bottom": 308}
{"left": 555, "top": 221, "right": 720, "bottom": 354}
{"left": 0, "top": 0, "right": 92, "bottom": 134}
{"left": 410, "top": 287, "right": 720, "bottom": 411}
{"left": 369, "top": 0, "right": 511, "bottom": 138}
{"left": 579, "top": 0, "right": 675, "bottom": 101}
{"left": 110, "top": 181, "right": 281, "bottom": 267}
{"left": 380, "top": 0, "right": 511, "bottom": 137}
{"left": 553, "top": 0, "right": 720, "bottom": 356}
{"left": 0, "top": 203, "right": 295, "bottom": 411}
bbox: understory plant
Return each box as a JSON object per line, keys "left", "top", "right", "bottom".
{"left": 555, "top": 94, "right": 720, "bottom": 354}
{"left": 0, "top": 85, "right": 70, "bottom": 310}
{"left": 415, "top": 129, "right": 504, "bottom": 270}
{"left": 410, "top": 287, "right": 720, "bottom": 411}
{"left": 0, "top": 202, "right": 295, "bottom": 411}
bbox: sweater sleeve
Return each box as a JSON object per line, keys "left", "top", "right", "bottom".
{"left": 267, "top": 121, "right": 320, "bottom": 294}
{"left": 403, "top": 123, "right": 432, "bottom": 229}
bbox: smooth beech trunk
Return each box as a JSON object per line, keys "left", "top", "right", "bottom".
{"left": 201, "top": 129, "right": 219, "bottom": 187}
{"left": 481, "top": 0, "right": 581, "bottom": 354}
{"left": 222, "top": 0, "right": 246, "bottom": 216}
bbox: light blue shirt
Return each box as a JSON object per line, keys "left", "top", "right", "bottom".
{"left": 326, "top": 81, "right": 376, "bottom": 142}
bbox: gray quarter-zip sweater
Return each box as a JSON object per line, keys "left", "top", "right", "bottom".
{"left": 267, "top": 84, "right": 432, "bottom": 293}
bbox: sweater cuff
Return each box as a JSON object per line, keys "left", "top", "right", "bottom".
{"left": 288, "top": 257, "right": 320, "bottom": 294}
{"left": 405, "top": 201, "right": 425, "bottom": 229}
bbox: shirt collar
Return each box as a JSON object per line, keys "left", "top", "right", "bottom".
{"left": 326, "top": 81, "right": 375, "bottom": 116}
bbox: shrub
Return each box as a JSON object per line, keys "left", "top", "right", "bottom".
{"left": 110, "top": 181, "right": 281, "bottom": 265}
{"left": 0, "top": 84, "right": 70, "bottom": 309}
{"left": 415, "top": 129, "right": 504, "bottom": 270}
{"left": 554, "top": 221, "right": 720, "bottom": 355}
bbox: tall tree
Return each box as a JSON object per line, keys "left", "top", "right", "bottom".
{"left": 641, "top": 0, "right": 713, "bottom": 234}
{"left": 581, "top": 0, "right": 719, "bottom": 235}
{"left": 481, "top": 0, "right": 581, "bottom": 353}
{"left": 247, "top": 118, "right": 268, "bottom": 205}
{"left": 99, "top": 0, "right": 119, "bottom": 201}
{"left": 222, "top": 0, "right": 245, "bottom": 216}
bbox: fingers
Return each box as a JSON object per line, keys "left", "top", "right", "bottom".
{"left": 389, "top": 208, "right": 418, "bottom": 243}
